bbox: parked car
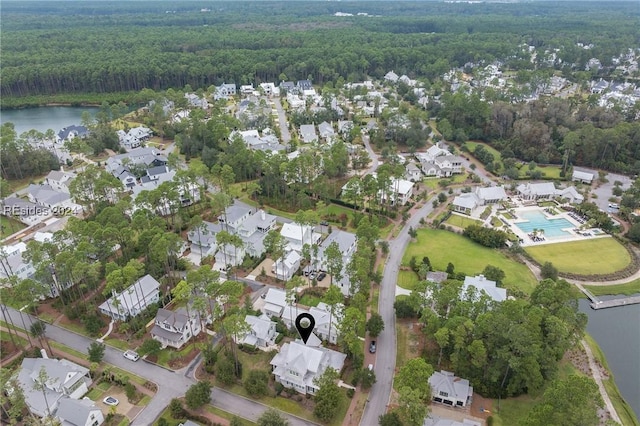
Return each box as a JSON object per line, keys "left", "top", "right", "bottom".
{"left": 123, "top": 350, "right": 139, "bottom": 361}
{"left": 103, "top": 396, "right": 119, "bottom": 406}
{"left": 320, "top": 221, "right": 329, "bottom": 226}
{"left": 317, "top": 272, "right": 326, "bottom": 281}
{"left": 368, "top": 364, "right": 374, "bottom": 371}
{"left": 369, "top": 340, "right": 376, "bottom": 353}
{"left": 309, "top": 273, "right": 316, "bottom": 280}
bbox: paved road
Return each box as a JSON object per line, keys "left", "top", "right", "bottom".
{"left": 273, "top": 98, "right": 291, "bottom": 144}
{"left": 362, "top": 134, "right": 379, "bottom": 176}
{"left": 360, "top": 196, "right": 438, "bottom": 426}
{"left": 1, "top": 305, "right": 319, "bottom": 426}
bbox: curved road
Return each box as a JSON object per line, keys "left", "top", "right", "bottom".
{"left": 360, "top": 196, "right": 438, "bottom": 426}
{"left": 1, "top": 306, "right": 318, "bottom": 426}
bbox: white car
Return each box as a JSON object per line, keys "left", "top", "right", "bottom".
{"left": 103, "top": 396, "right": 119, "bottom": 406}
{"left": 123, "top": 350, "right": 139, "bottom": 361}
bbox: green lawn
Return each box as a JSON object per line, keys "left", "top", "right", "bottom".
{"left": 525, "top": 238, "right": 630, "bottom": 275}
{"left": 518, "top": 164, "right": 563, "bottom": 180}
{"left": 402, "top": 228, "right": 538, "bottom": 294}
{"left": 491, "top": 394, "right": 538, "bottom": 426}
{"left": 464, "top": 141, "right": 503, "bottom": 163}
{"left": 298, "top": 293, "right": 321, "bottom": 307}
{"left": 50, "top": 340, "right": 87, "bottom": 360}
{"left": 397, "top": 270, "right": 420, "bottom": 291}
{"left": 584, "top": 280, "right": 640, "bottom": 296}
{"left": 422, "top": 173, "right": 469, "bottom": 191}
{"left": 0, "top": 215, "right": 27, "bottom": 239}
{"left": 156, "top": 344, "right": 199, "bottom": 368}
{"left": 105, "top": 338, "right": 130, "bottom": 350}
{"left": 444, "top": 214, "right": 482, "bottom": 229}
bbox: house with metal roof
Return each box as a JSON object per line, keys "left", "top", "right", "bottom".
{"left": 98, "top": 274, "right": 160, "bottom": 321}
{"left": 462, "top": 274, "right": 507, "bottom": 303}
{"left": 56, "top": 396, "right": 104, "bottom": 426}
{"left": 428, "top": 370, "right": 473, "bottom": 408}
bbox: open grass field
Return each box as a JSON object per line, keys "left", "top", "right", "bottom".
{"left": 518, "top": 164, "right": 563, "bottom": 179}
{"left": 585, "top": 280, "right": 640, "bottom": 296}
{"left": 444, "top": 214, "right": 482, "bottom": 229}
{"left": 464, "top": 141, "right": 502, "bottom": 164}
{"left": 397, "top": 270, "right": 420, "bottom": 291}
{"left": 402, "top": 228, "right": 538, "bottom": 294}
{"left": 0, "top": 215, "right": 27, "bottom": 239}
{"left": 525, "top": 238, "right": 630, "bottom": 275}
{"left": 422, "top": 172, "right": 469, "bottom": 191}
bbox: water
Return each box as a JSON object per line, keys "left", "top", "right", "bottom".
{"left": 0, "top": 106, "right": 99, "bottom": 136}
{"left": 515, "top": 210, "right": 573, "bottom": 237}
{"left": 579, "top": 297, "right": 640, "bottom": 420}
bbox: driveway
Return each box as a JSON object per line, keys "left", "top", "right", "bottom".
{"left": 590, "top": 169, "right": 633, "bottom": 211}
{"left": 273, "top": 98, "right": 291, "bottom": 144}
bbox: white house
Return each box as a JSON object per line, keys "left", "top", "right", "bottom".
{"left": 428, "top": 370, "right": 473, "bottom": 408}
{"left": 45, "top": 170, "right": 76, "bottom": 194}
{"left": 1, "top": 197, "right": 46, "bottom": 225}
{"left": 384, "top": 71, "right": 399, "bottom": 83}
{"left": 237, "top": 314, "right": 278, "bottom": 348}
{"left": 272, "top": 250, "right": 302, "bottom": 281}
{"left": 462, "top": 274, "right": 506, "bottom": 303}
{"left": 270, "top": 341, "right": 347, "bottom": 395}
{"left": 214, "top": 83, "right": 237, "bottom": 100}
{"left": 15, "top": 358, "right": 92, "bottom": 419}
{"left": 475, "top": 186, "right": 508, "bottom": 205}
{"left": 516, "top": 182, "right": 557, "bottom": 200}
{"left": 56, "top": 397, "right": 104, "bottom": 426}
{"left": 405, "top": 162, "right": 423, "bottom": 182}
{"left": 98, "top": 274, "right": 160, "bottom": 321}
{"left": 237, "top": 210, "right": 277, "bottom": 258}
{"left": 219, "top": 204, "right": 252, "bottom": 232}
{"left": 380, "top": 178, "right": 415, "bottom": 206}
{"left": 451, "top": 193, "right": 480, "bottom": 215}
{"left": 317, "top": 121, "right": 335, "bottom": 141}
{"left": 309, "top": 302, "right": 342, "bottom": 344}
{"left": 317, "top": 230, "right": 357, "bottom": 296}
{"left": 0, "top": 242, "right": 36, "bottom": 281}
{"left": 56, "top": 125, "right": 89, "bottom": 144}
{"left": 299, "top": 124, "right": 318, "bottom": 144}
{"left": 280, "top": 222, "right": 320, "bottom": 254}
{"left": 262, "top": 288, "right": 288, "bottom": 318}
{"left": 27, "top": 184, "right": 75, "bottom": 211}
{"left": 572, "top": 170, "right": 596, "bottom": 184}
{"left": 187, "top": 221, "right": 223, "bottom": 257}
{"left": 151, "top": 305, "right": 210, "bottom": 349}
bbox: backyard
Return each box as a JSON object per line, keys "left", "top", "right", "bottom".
{"left": 444, "top": 214, "right": 482, "bottom": 230}
{"left": 525, "top": 238, "right": 631, "bottom": 275}
{"left": 402, "top": 228, "right": 538, "bottom": 294}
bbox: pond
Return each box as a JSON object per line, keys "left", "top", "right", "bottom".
{"left": 1, "top": 106, "right": 99, "bottom": 135}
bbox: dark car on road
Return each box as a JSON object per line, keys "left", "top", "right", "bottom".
{"left": 317, "top": 272, "right": 326, "bottom": 281}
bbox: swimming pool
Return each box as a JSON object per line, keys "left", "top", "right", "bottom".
{"left": 515, "top": 210, "right": 574, "bottom": 237}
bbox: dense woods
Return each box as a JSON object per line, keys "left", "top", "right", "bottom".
{"left": 1, "top": 1, "right": 638, "bottom": 101}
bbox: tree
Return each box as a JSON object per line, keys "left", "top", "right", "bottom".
{"left": 244, "top": 370, "right": 270, "bottom": 398}
{"left": 446, "top": 262, "right": 455, "bottom": 275}
{"left": 185, "top": 381, "right": 212, "bottom": 410}
{"left": 521, "top": 375, "right": 602, "bottom": 426}
{"left": 482, "top": 265, "right": 506, "bottom": 286}
{"left": 0, "top": 367, "right": 29, "bottom": 424}
{"left": 398, "top": 386, "right": 427, "bottom": 426}
{"left": 216, "top": 355, "right": 237, "bottom": 385}
{"left": 169, "top": 398, "right": 185, "bottom": 418}
{"left": 32, "top": 365, "right": 57, "bottom": 418}
{"left": 379, "top": 412, "right": 404, "bottom": 426}
{"left": 264, "top": 230, "right": 287, "bottom": 281}
{"left": 30, "top": 320, "right": 52, "bottom": 355}
{"left": 313, "top": 368, "right": 341, "bottom": 423}
{"left": 540, "top": 262, "right": 559, "bottom": 281}
{"left": 366, "top": 313, "right": 385, "bottom": 337}
{"left": 325, "top": 241, "right": 344, "bottom": 287}
{"left": 360, "top": 367, "right": 376, "bottom": 389}
{"left": 395, "top": 358, "right": 434, "bottom": 400}
{"left": 87, "top": 342, "right": 105, "bottom": 363}
{"left": 323, "top": 284, "right": 343, "bottom": 344}
{"left": 139, "top": 338, "right": 162, "bottom": 357}
{"left": 258, "top": 408, "right": 290, "bottom": 426}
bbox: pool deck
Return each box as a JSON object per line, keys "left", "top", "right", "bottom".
{"left": 504, "top": 206, "right": 610, "bottom": 247}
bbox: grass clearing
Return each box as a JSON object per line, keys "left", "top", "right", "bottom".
{"left": 397, "top": 270, "right": 420, "bottom": 291}
{"left": 465, "top": 141, "right": 502, "bottom": 163}
{"left": 50, "top": 340, "right": 87, "bottom": 360}
{"left": 519, "top": 164, "right": 562, "bottom": 179}
{"left": 105, "top": 338, "right": 130, "bottom": 351}
{"left": 491, "top": 394, "right": 538, "bottom": 426}
{"left": 444, "top": 214, "right": 481, "bottom": 229}
{"left": 109, "top": 365, "right": 147, "bottom": 386}
{"left": 525, "top": 238, "right": 630, "bottom": 275}
{"left": 156, "top": 344, "right": 198, "bottom": 368}
{"left": 403, "top": 228, "right": 538, "bottom": 294}
{"left": 206, "top": 406, "right": 256, "bottom": 425}
{"left": 584, "top": 280, "right": 640, "bottom": 296}
{"left": 0, "top": 215, "right": 27, "bottom": 239}
{"left": 85, "top": 388, "right": 103, "bottom": 400}
{"left": 298, "top": 293, "right": 321, "bottom": 307}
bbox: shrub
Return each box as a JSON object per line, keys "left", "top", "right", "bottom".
{"left": 169, "top": 398, "right": 185, "bottom": 418}
{"left": 244, "top": 370, "right": 270, "bottom": 398}
{"left": 346, "top": 388, "right": 355, "bottom": 398}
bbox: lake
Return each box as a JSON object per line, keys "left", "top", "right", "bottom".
{"left": 1, "top": 106, "right": 99, "bottom": 136}
{"left": 579, "top": 297, "right": 640, "bottom": 420}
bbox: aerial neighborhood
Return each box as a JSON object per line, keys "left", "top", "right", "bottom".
{"left": 1, "top": 3, "right": 639, "bottom": 426}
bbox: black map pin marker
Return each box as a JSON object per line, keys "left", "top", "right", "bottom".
{"left": 295, "top": 313, "right": 315, "bottom": 344}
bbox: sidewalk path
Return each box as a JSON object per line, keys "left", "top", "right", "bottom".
{"left": 581, "top": 339, "right": 621, "bottom": 424}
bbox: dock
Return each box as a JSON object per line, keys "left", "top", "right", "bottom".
{"left": 578, "top": 284, "right": 640, "bottom": 310}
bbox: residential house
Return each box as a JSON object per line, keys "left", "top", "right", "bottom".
{"left": 262, "top": 288, "right": 288, "bottom": 318}
{"left": 309, "top": 302, "right": 342, "bottom": 344}
{"left": 287, "top": 92, "right": 306, "bottom": 110}
{"left": 337, "top": 120, "right": 354, "bottom": 135}
{"left": 280, "top": 222, "right": 321, "bottom": 254}
{"left": 214, "top": 240, "right": 246, "bottom": 269}
{"left": 299, "top": 124, "right": 318, "bottom": 144}
{"left": 187, "top": 221, "right": 223, "bottom": 257}
{"left": 219, "top": 204, "right": 252, "bottom": 232}
{"left": 416, "top": 144, "right": 463, "bottom": 178}
{"left": 384, "top": 71, "right": 399, "bottom": 83}
{"left": 516, "top": 182, "right": 558, "bottom": 200}
{"left": 151, "top": 305, "right": 210, "bottom": 349}
{"left": 270, "top": 341, "right": 347, "bottom": 395}
{"left": 105, "top": 148, "right": 168, "bottom": 176}
{"left": 113, "top": 166, "right": 137, "bottom": 189}
{"left": 451, "top": 193, "right": 480, "bottom": 215}
{"left": 317, "top": 230, "right": 357, "bottom": 295}
{"left": 117, "top": 126, "right": 152, "bottom": 150}
{"left": 185, "top": 93, "right": 208, "bottom": 109}
{"left": 236, "top": 314, "right": 277, "bottom": 348}
{"left": 557, "top": 186, "right": 584, "bottom": 204}
{"left": 317, "top": 121, "right": 335, "bottom": 142}
{"left": 405, "top": 162, "right": 423, "bottom": 182}
{"left": 280, "top": 81, "right": 296, "bottom": 94}
{"left": 231, "top": 129, "right": 286, "bottom": 153}
{"left": 423, "top": 416, "right": 481, "bottom": 426}
{"left": 56, "top": 125, "right": 89, "bottom": 144}
{"left": 297, "top": 80, "right": 313, "bottom": 92}
{"left": 236, "top": 209, "right": 277, "bottom": 258}
{"left": 214, "top": 83, "right": 237, "bottom": 100}
{"left": 240, "top": 84, "right": 255, "bottom": 95}
{"left": 0, "top": 242, "right": 36, "bottom": 281}
{"left": 98, "top": 274, "right": 160, "bottom": 321}
{"left": 27, "top": 184, "right": 75, "bottom": 211}
{"left": 1, "top": 197, "right": 48, "bottom": 225}
{"left": 379, "top": 178, "right": 415, "bottom": 206}
{"left": 45, "top": 170, "right": 76, "bottom": 194}
{"left": 56, "top": 397, "right": 104, "bottom": 426}
{"left": 572, "top": 170, "right": 595, "bottom": 184}
{"left": 462, "top": 274, "right": 506, "bottom": 303}
{"left": 475, "top": 186, "right": 508, "bottom": 204}
{"left": 428, "top": 370, "right": 473, "bottom": 408}
{"left": 144, "top": 165, "right": 170, "bottom": 182}
{"left": 452, "top": 186, "right": 508, "bottom": 215}
{"left": 15, "top": 358, "right": 92, "bottom": 418}
{"left": 272, "top": 250, "right": 302, "bottom": 281}
{"left": 260, "top": 82, "right": 280, "bottom": 96}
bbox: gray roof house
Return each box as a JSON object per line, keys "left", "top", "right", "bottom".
{"left": 299, "top": 124, "right": 318, "bottom": 144}
{"left": 572, "top": 169, "right": 596, "bottom": 184}
{"left": 27, "top": 184, "right": 72, "bottom": 209}
{"left": 151, "top": 305, "right": 211, "bottom": 349}
{"left": 1, "top": 197, "right": 46, "bottom": 225}
{"left": 428, "top": 370, "right": 473, "bottom": 408}
{"left": 99, "top": 274, "right": 161, "bottom": 321}
{"left": 187, "top": 221, "right": 223, "bottom": 257}
{"left": 16, "top": 358, "right": 92, "bottom": 418}
{"left": 270, "top": 340, "right": 346, "bottom": 395}
{"left": 516, "top": 182, "right": 557, "bottom": 200}
{"left": 317, "top": 121, "right": 335, "bottom": 141}
{"left": 462, "top": 274, "right": 507, "bottom": 303}
{"left": 45, "top": 170, "right": 75, "bottom": 194}
{"left": 56, "top": 397, "right": 104, "bottom": 426}
{"left": 236, "top": 314, "right": 278, "bottom": 348}
{"left": 317, "top": 230, "right": 357, "bottom": 296}
{"left": 56, "top": 125, "right": 89, "bottom": 144}
{"left": 218, "top": 204, "right": 252, "bottom": 232}
{"left": 106, "top": 148, "right": 167, "bottom": 176}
